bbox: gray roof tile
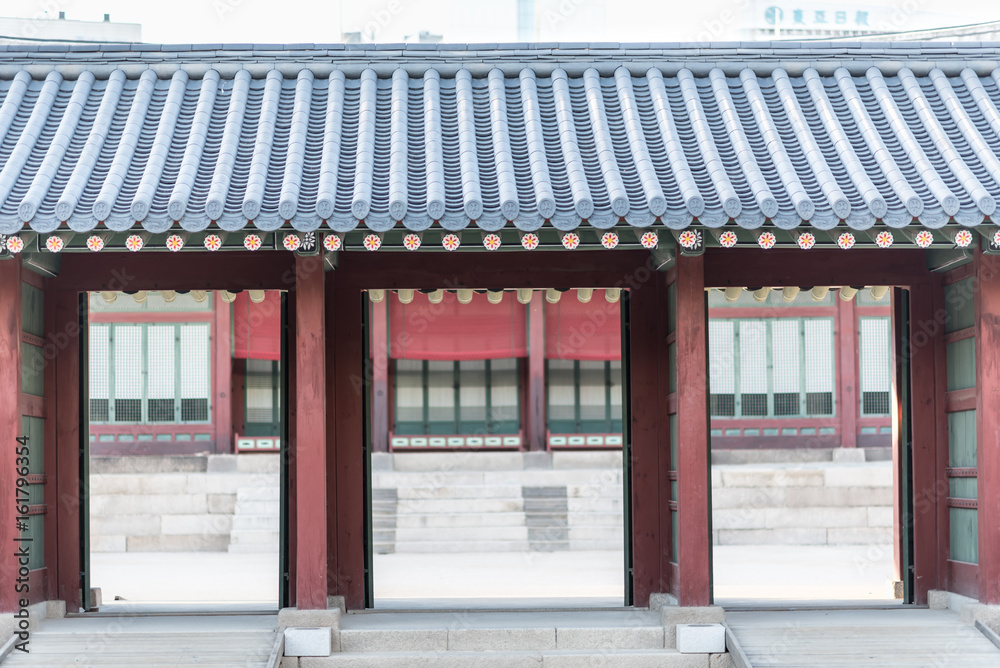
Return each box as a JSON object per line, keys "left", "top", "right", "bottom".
{"left": 3, "top": 43, "right": 1000, "bottom": 236}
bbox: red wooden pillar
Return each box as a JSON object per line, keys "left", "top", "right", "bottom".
{"left": 294, "top": 255, "right": 328, "bottom": 609}
{"left": 370, "top": 299, "right": 389, "bottom": 453}
{"left": 906, "top": 282, "right": 941, "bottom": 604}
{"left": 52, "top": 289, "right": 83, "bottom": 610}
{"left": 975, "top": 249, "right": 1000, "bottom": 604}
{"left": 675, "top": 254, "right": 711, "bottom": 607}
{"left": 0, "top": 259, "right": 22, "bottom": 613}
{"left": 837, "top": 296, "right": 859, "bottom": 449}
{"left": 213, "top": 296, "right": 233, "bottom": 453}
{"left": 330, "top": 284, "right": 366, "bottom": 609}
{"left": 629, "top": 273, "right": 665, "bottom": 606}
{"left": 528, "top": 297, "right": 546, "bottom": 451}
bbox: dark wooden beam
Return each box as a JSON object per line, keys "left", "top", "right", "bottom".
{"left": 213, "top": 297, "right": 233, "bottom": 454}
{"left": 294, "top": 255, "right": 328, "bottom": 609}
{"left": 837, "top": 297, "right": 859, "bottom": 449}
{"left": 53, "top": 252, "right": 296, "bottom": 292}
{"left": 332, "top": 250, "right": 651, "bottom": 290}
{"left": 704, "top": 248, "right": 931, "bottom": 288}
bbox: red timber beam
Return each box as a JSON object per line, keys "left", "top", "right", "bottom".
{"left": 837, "top": 296, "right": 859, "bottom": 449}
{"left": 328, "top": 283, "right": 366, "bottom": 609}
{"left": 975, "top": 249, "right": 1000, "bottom": 604}
{"left": 703, "top": 248, "right": 930, "bottom": 288}
{"left": 527, "top": 297, "right": 546, "bottom": 451}
{"left": 213, "top": 296, "right": 233, "bottom": 453}
{"left": 675, "top": 254, "right": 712, "bottom": 606}
{"left": 0, "top": 258, "right": 23, "bottom": 613}
{"left": 293, "top": 254, "right": 328, "bottom": 609}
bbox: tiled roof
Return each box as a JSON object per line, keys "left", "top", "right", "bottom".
{"left": 2, "top": 42, "right": 1000, "bottom": 237}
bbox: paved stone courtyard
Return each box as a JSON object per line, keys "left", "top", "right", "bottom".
{"left": 90, "top": 544, "right": 896, "bottom": 609}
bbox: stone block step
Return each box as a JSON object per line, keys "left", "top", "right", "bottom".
{"left": 297, "top": 649, "right": 707, "bottom": 667}
{"left": 393, "top": 498, "right": 524, "bottom": 514}
{"left": 232, "top": 515, "right": 280, "bottom": 530}
{"left": 395, "top": 485, "right": 523, "bottom": 500}
{"left": 394, "top": 512, "right": 525, "bottom": 529}
{"left": 235, "top": 500, "right": 280, "bottom": 516}
{"left": 229, "top": 529, "right": 280, "bottom": 544}
{"left": 339, "top": 625, "right": 664, "bottom": 651}
{"left": 236, "top": 486, "right": 280, "bottom": 501}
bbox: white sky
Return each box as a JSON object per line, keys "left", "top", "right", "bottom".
{"left": 3, "top": 0, "right": 999, "bottom": 44}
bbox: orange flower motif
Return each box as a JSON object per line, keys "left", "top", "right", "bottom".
{"left": 244, "top": 234, "right": 262, "bottom": 251}
{"left": 166, "top": 234, "right": 185, "bottom": 252}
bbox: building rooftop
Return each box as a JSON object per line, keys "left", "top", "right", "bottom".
{"left": 0, "top": 42, "right": 999, "bottom": 248}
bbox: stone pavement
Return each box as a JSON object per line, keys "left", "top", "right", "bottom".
{"left": 89, "top": 544, "right": 896, "bottom": 608}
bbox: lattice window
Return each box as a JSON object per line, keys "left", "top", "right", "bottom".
{"left": 246, "top": 359, "right": 276, "bottom": 424}
{"left": 859, "top": 316, "right": 892, "bottom": 416}
{"left": 88, "top": 323, "right": 211, "bottom": 424}
{"left": 395, "top": 358, "right": 522, "bottom": 435}
{"left": 546, "top": 359, "right": 623, "bottom": 434}
{"left": 709, "top": 318, "right": 835, "bottom": 419}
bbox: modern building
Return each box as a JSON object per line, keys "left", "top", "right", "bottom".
{"left": 1, "top": 42, "right": 999, "bottom": 638}
{"left": 0, "top": 13, "right": 141, "bottom": 45}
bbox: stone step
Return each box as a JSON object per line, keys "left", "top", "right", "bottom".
{"left": 338, "top": 625, "right": 665, "bottom": 652}
{"left": 232, "top": 515, "right": 280, "bottom": 530}
{"left": 298, "top": 649, "right": 704, "bottom": 667}
{"left": 234, "top": 500, "right": 280, "bottom": 516}
{"left": 229, "top": 529, "right": 280, "bottom": 545}
{"left": 393, "top": 498, "right": 524, "bottom": 514}
{"left": 393, "top": 540, "right": 530, "bottom": 552}
{"left": 236, "top": 486, "right": 280, "bottom": 501}
{"left": 394, "top": 526, "right": 528, "bottom": 542}
{"left": 395, "top": 484, "right": 523, "bottom": 500}
{"left": 394, "top": 512, "right": 525, "bottom": 529}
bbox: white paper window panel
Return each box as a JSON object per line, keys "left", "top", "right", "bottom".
{"left": 579, "top": 361, "right": 606, "bottom": 419}
{"left": 113, "top": 325, "right": 143, "bottom": 399}
{"left": 146, "top": 325, "right": 176, "bottom": 400}
{"left": 860, "top": 317, "right": 892, "bottom": 393}
{"left": 738, "top": 320, "right": 768, "bottom": 393}
{"left": 459, "top": 361, "right": 487, "bottom": 420}
{"left": 547, "top": 360, "right": 575, "bottom": 420}
{"left": 708, "top": 320, "right": 736, "bottom": 393}
{"left": 245, "top": 360, "right": 275, "bottom": 423}
{"left": 89, "top": 325, "right": 110, "bottom": 399}
{"left": 803, "top": 319, "right": 835, "bottom": 393}
{"left": 771, "top": 320, "right": 801, "bottom": 393}
{"left": 491, "top": 363, "right": 519, "bottom": 409}
{"left": 427, "top": 361, "right": 455, "bottom": 421}
{"left": 179, "top": 325, "right": 210, "bottom": 399}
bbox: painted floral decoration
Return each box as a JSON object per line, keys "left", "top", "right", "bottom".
{"left": 45, "top": 236, "right": 64, "bottom": 253}
{"left": 915, "top": 230, "right": 934, "bottom": 249}
{"left": 363, "top": 233, "right": 382, "bottom": 251}
{"left": 520, "top": 233, "right": 539, "bottom": 250}
{"left": 639, "top": 231, "right": 658, "bottom": 249}
{"left": 993, "top": 229, "right": 1000, "bottom": 247}
{"left": 678, "top": 230, "right": 701, "bottom": 249}
{"left": 283, "top": 234, "right": 302, "bottom": 251}
{"left": 324, "top": 234, "right": 343, "bottom": 252}
{"left": 125, "top": 234, "right": 144, "bottom": 252}
{"left": 719, "top": 230, "right": 738, "bottom": 248}
{"left": 875, "top": 230, "right": 893, "bottom": 249}
{"left": 601, "top": 232, "right": 619, "bottom": 249}
{"left": 244, "top": 234, "right": 262, "bottom": 251}
{"left": 166, "top": 234, "right": 185, "bottom": 252}
{"left": 796, "top": 232, "right": 816, "bottom": 250}
{"left": 483, "top": 233, "right": 502, "bottom": 251}
{"left": 954, "top": 230, "right": 973, "bottom": 248}
{"left": 757, "top": 231, "right": 776, "bottom": 249}
{"left": 442, "top": 233, "right": 461, "bottom": 251}
{"left": 562, "top": 232, "right": 581, "bottom": 250}
{"left": 5, "top": 236, "right": 24, "bottom": 254}
{"left": 204, "top": 234, "right": 222, "bottom": 251}
{"left": 838, "top": 232, "right": 856, "bottom": 250}
{"left": 87, "top": 235, "right": 105, "bottom": 252}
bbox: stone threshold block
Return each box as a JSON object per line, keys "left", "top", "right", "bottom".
{"left": 676, "top": 624, "right": 726, "bottom": 654}
{"left": 286, "top": 627, "right": 333, "bottom": 657}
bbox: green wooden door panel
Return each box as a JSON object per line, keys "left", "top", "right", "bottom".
{"left": 945, "top": 338, "right": 976, "bottom": 391}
